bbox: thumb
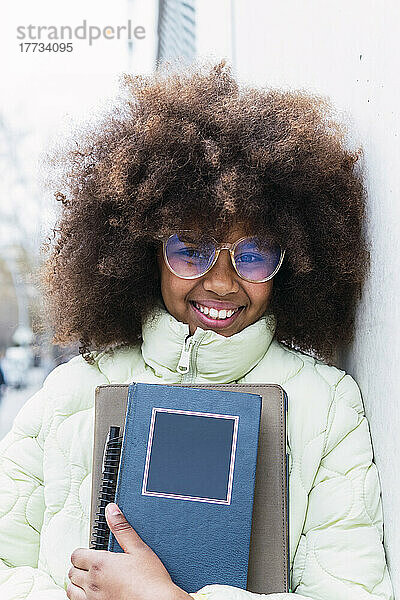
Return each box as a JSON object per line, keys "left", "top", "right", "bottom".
{"left": 105, "top": 503, "right": 145, "bottom": 554}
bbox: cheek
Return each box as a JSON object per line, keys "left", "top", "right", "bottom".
{"left": 160, "top": 268, "right": 192, "bottom": 308}
{"left": 164, "top": 276, "right": 184, "bottom": 301}
{"left": 247, "top": 282, "right": 273, "bottom": 310}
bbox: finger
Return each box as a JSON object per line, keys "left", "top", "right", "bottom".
{"left": 68, "top": 565, "right": 87, "bottom": 590}
{"left": 70, "top": 547, "right": 98, "bottom": 570}
{"left": 105, "top": 503, "right": 146, "bottom": 554}
{"left": 66, "top": 581, "right": 87, "bottom": 600}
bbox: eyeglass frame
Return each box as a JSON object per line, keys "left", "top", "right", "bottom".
{"left": 159, "top": 230, "right": 286, "bottom": 283}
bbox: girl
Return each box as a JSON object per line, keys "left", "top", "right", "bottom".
{"left": 0, "top": 60, "right": 394, "bottom": 600}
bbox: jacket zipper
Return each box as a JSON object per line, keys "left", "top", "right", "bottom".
{"left": 177, "top": 334, "right": 200, "bottom": 382}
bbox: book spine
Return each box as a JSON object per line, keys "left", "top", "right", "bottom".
{"left": 91, "top": 426, "right": 122, "bottom": 550}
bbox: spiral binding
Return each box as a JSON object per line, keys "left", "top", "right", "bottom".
{"left": 91, "top": 426, "right": 123, "bottom": 550}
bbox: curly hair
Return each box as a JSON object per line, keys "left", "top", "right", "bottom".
{"left": 39, "top": 58, "right": 369, "bottom": 366}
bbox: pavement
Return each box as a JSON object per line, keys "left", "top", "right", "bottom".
{"left": 0, "top": 366, "right": 48, "bottom": 441}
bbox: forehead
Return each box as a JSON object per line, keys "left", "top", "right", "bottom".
{"left": 220, "top": 223, "right": 251, "bottom": 242}
{"left": 180, "top": 220, "right": 253, "bottom": 242}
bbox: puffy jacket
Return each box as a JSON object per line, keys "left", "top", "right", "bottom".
{"left": 0, "top": 305, "right": 394, "bottom": 600}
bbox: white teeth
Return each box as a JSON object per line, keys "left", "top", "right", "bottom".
{"left": 194, "top": 302, "right": 240, "bottom": 320}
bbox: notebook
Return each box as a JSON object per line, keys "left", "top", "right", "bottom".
{"left": 90, "top": 382, "right": 289, "bottom": 595}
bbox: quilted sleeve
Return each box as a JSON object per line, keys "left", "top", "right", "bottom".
{"left": 0, "top": 383, "right": 67, "bottom": 599}
{"left": 291, "top": 373, "right": 394, "bottom": 600}
{"left": 189, "top": 373, "right": 394, "bottom": 600}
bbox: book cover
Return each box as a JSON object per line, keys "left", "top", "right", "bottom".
{"left": 108, "top": 382, "right": 262, "bottom": 592}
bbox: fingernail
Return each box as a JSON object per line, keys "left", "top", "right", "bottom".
{"left": 107, "top": 503, "right": 121, "bottom": 517}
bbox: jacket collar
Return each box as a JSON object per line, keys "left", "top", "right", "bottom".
{"left": 140, "top": 303, "right": 277, "bottom": 383}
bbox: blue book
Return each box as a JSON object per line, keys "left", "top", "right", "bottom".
{"left": 108, "top": 382, "right": 262, "bottom": 592}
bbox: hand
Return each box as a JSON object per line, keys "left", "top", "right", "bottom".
{"left": 67, "top": 503, "right": 192, "bottom": 600}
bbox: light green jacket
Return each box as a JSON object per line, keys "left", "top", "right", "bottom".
{"left": 0, "top": 306, "right": 394, "bottom": 600}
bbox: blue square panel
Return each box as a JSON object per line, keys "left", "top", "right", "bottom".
{"left": 143, "top": 409, "right": 238, "bottom": 502}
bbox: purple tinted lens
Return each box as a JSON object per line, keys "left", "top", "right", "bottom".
{"left": 234, "top": 238, "right": 282, "bottom": 281}
{"left": 165, "top": 234, "right": 215, "bottom": 277}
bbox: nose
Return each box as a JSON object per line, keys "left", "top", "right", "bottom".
{"left": 201, "top": 249, "right": 240, "bottom": 295}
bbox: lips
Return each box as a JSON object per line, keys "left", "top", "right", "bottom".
{"left": 189, "top": 300, "right": 245, "bottom": 329}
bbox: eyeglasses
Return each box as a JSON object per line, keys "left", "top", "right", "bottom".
{"left": 161, "top": 231, "right": 285, "bottom": 283}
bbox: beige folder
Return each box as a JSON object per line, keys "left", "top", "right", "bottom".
{"left": 90, "top": 382, "right": 289, "bottom": 594}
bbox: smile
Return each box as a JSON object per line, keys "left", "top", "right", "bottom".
{"left": 193, "top": 302, "right": 239, "bottom": 319}
{"left": 189, "top": 301, "right": 245, "bottom": 328}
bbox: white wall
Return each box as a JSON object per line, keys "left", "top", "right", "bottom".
{"left": 196, "top": 0, "right": 400, "bottom": 593}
